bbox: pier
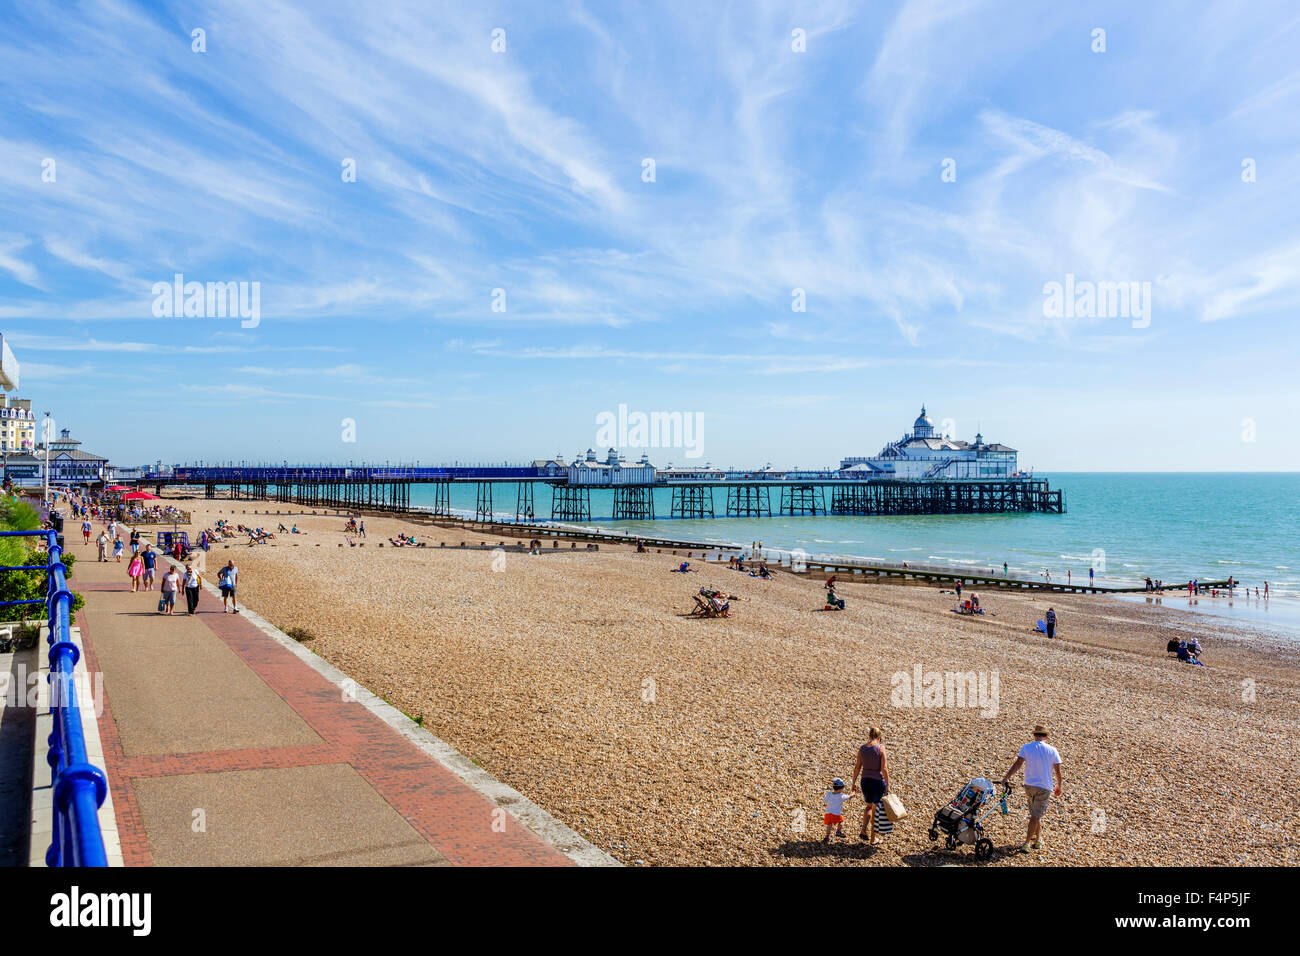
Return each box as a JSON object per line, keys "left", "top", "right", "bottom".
{"left": 144, "top": 466, "right": 1065, "bottom": 524}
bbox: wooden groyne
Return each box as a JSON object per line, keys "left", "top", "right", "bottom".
{"left": 193, "top": 505, "right": 1219, "bottom": 596}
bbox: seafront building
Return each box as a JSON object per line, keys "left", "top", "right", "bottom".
{"left": 4, "top": 427, "right": 116, "bottom": 487}
{"left": 0, "top": 394, "right": 36, "bottom": 453}
{"left": 565, "top": 448, "right": 656, "bottom": 485}
{"left": 839, "top": 407, "right": 1020, "bottom": 480}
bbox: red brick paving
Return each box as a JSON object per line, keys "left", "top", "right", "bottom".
{"left": 78, "top": 565, "right": 572, "bottom": 867}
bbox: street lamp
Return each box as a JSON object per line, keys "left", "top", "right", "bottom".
{"left": 42, "top": 411, "right": 51, "bottom": 504}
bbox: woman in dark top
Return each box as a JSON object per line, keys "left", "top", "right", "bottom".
{"left": 851, "top": 726, "right": 891, "bottom": 844}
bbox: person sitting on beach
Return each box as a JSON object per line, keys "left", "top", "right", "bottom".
{"left": 825, "top": 587, "right": 845, "bottom": 611}
{"left": 672, "top": 561, "right": 695, "bottom": 572}
{"left": 1176, "top": 641, "right": 1205, "bottom": 667}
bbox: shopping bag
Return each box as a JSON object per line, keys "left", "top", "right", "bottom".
{"left": 882, "top": 791, "right": 907, "bottom": 822}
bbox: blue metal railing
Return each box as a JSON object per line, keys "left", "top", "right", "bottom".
{"left": 0, "top": 525, "right": 109, "bottom": 866}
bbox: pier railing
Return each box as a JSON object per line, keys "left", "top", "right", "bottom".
{"left": 0, "top": 525, "right": 109, "bottom": 866}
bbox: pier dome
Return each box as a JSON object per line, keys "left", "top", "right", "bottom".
{"left": 913, "top": 406, "right": 935, "bottom": 438}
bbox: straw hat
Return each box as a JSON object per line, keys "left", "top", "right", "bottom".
{"left": 1032, "top": 724, "right": 1049, "bottom": 737}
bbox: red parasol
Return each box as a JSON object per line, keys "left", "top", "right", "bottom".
{"left": 121, "top": 491, "right": 161, "bottom": 501}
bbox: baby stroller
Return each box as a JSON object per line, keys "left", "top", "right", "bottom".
{"left": 927, "top": 777, "right": 1011, "bottom": 861}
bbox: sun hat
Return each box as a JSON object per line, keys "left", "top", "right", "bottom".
{"left": 832, "top": 778, "right": 845, "bottom": 789}
{"left": 1032, "top": 724, "right": 1049, "bottom": 737}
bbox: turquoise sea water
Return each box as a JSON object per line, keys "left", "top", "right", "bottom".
{"left": 410, "top": 473, "right": 1299, "bottom": 600}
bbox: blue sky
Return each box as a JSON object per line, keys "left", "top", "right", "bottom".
{"left": 1, "top": 0, "right": 1298, "bottom": 470}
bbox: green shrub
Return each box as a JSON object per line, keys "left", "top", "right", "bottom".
{"left": 0, "top": 497, "right": 84, "bottom": 624}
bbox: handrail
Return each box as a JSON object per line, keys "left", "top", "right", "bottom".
{"left": 0, "top": 523, "right": 109, "bottom": 866}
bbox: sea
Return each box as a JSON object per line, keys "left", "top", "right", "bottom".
{"left": 408, "top": 473, "right": 1300, "bottom": 635}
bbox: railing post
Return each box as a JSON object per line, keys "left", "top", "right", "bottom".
{"left": 38, "top": 528, "right": 109, "bottom": 867}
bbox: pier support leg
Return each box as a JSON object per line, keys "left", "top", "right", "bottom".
{"left": 475, "top": 482, "right": 493, "bottom": 523}
{"left": 515, "top": 482, "right": 535, "bottom": 523}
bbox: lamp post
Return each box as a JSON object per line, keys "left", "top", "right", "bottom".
{"left": 42, "top": 411, "right": 51, "bottom": 504}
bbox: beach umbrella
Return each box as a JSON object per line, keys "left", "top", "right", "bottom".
{"left": 105, "top": 484, "right": 132, "bottom": 491}
{"left": 121, "top": 491, "right": 160, "bottom": 500}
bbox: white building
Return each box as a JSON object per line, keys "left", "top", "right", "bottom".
{"left": 565, "top": 448, "right": 656, "bottom": 485}
{"left": 840, "top": 407, "right": 1019, "bottom": 480}
{"left": 0, "top": 394, "right": 36, "bottom": 453}
{"left": 531, "top": 455, "right": 568, "bottom": 477}
{"left": 37, "top": 428, "right": 110, "bottom": 484}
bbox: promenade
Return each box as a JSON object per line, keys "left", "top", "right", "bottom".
{"left": 69, "top": 531, "right": 610, "bottom": 867}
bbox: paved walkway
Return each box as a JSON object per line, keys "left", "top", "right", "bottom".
{"left": 70, "top": 531, "right": 605, "bottom": 866}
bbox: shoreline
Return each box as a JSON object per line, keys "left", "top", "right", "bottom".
{"left": 369, "top": 504, "right": 1300, "bottom": 637}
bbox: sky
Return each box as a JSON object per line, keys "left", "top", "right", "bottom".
{"left": 1, "top": 0, "right": 1298, "bottom": 471}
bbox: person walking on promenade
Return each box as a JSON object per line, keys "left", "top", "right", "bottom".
{"left": 183, "top": 563, "right": 201, "bottom": 614}
{"left": 127, "top": 553, "right": 144, "bottom": 592}
{"left": 112, "top": 535, "right": 124, "bottom": 562}
{"left": 129, "top": 528, "right": 140, "bottom": 556}
{"left": 1044, "top": 607, "right": 1056, "bottom": 639}
{"left": 219, "top": 559, "right": 239, "bottom": 613}
{"left": 160, "top": 565, "right": 180, "bottom": 615}
{"left": 141, "top": 545, "right": 156, "bottom": 591}
{"left": 96, "top": 530, "right": 109, "bottom": 562}
{"left": 851, "top": 726, "right": 891, "bottom": 845}
{"left": 1002, "top": 724, "right": 1062, "bottom": 853}
{"left": 81, "top": 519, "right": 91, "bottom": 544}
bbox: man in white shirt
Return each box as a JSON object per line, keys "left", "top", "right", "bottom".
{"left": 1001, "top": 723, "right": 1062, "bottom": 854}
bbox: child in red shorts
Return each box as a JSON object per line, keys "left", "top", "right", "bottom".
{"left": 822, "top": 777, "right": 855, "bottom": 842}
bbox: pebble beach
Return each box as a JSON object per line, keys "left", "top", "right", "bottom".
{"left": 159, "top": 499, "right": 1300, "bottom": 867}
